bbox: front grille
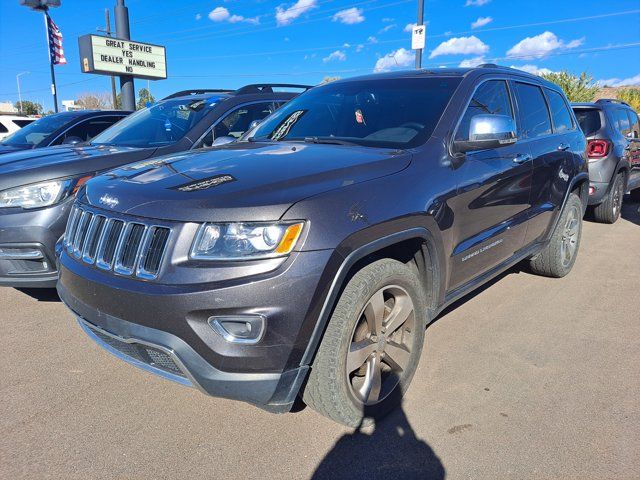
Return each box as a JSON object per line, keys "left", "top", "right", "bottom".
{"left": 88, "top": 324, "right": 186, "bottom": 379}
{"left": 64, "top": 204, "right": 171, "bottom": 280}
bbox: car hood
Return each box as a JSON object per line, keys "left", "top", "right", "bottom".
{"left": 82, "top": 142, "right": 412, "bottom": 222}
{"left": 0, "top": 144, "right": 156, "bottom": 191}
{"left": 0, "top": 144, "right": 31, "bottom": 155}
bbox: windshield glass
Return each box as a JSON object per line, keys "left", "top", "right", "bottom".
{"left": 1, "top": 113, "right": 77, "bottom": 146}
{"left": 91, "top": 97, "right": 220, "bottom": 148}
{"left": 249, "top": 77, "right": 461, "bottom": 148}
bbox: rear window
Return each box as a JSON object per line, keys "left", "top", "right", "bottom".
{"left": 573, "top": 109, "right": 601, "bottom": 137}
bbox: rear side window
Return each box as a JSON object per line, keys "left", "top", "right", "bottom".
{"left": 545, "top": 89, "right": 573, "bottom": 133}
{"left": 455, "top": 80, "right": 513, "bottom": 141}
{"left": 13, "top": 119, "right": 34, "bottom": 127}
{"left": 628, "top": 110, "right": 640, "bottom": 138}
{"left": 612, "top": 108, "right": 632, "bottom": 136}
{"left": 573, "top": 108, "right": 601, "bottom": 137}
{"left": 514, "top": 83, "right": 552, "bottom": 139}
{"left": 0, "top": 122, "right": 7, "bottom": 133}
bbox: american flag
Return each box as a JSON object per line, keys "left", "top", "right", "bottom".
{"left": 46, "top": 14, "right": 66, "bottom": 65}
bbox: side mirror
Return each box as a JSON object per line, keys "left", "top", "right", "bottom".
{"left": 212, "top": 135, "right": 236, "bottom": 147}
{"left": 63, "top": 136, "right": 84, "bottom": 145}
{"left": 454, "top": 114, "right": 517, "bottom": 153}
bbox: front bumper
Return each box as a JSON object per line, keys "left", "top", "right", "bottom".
{"left": 57, "top": 245, "right": 334, "bottom": 411}
{"left": 0, "top": 197, "right": 73, "bottom": 288}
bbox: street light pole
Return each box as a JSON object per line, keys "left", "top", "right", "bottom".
{"left": 115, "top": 0, "right": 135, "bottom": 111}
{"left": 415, "top": 0, "right": 424, "bottom": 69}
{"left": 16, "top": 71, "right": 30, "bottom": 114}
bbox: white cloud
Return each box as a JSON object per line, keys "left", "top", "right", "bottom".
{"left": 367, "top": 36, "right": 378, "bottom": 44}
{"left": 506, "top": 31, "right": 583, "bottom": 59}
{"left": 374, "top": 48, "right": 415, "bottom": 72}
{"left": 323, "top": 50, "right": 347, "bottom": 63}
{"left": 429, "top": 36, "right": 489, "bottom": 58}
{"left": 510, "top": 64, "right": 555, "bottom": 75}
{"left": 465, "top": 0, "right": 491, "bottom": 5}
{"left": 208, "top": 6, "right": 259, "bottom": 24}
{"left": 382, "top": 17, "right": 394, "bottom": 23}
{"left": 343, "top": 43, "right": 351, "bottom": 48}
{"left": 379, "top": 24, "right": 396, "bottom": 33}
{"left": 356, "top": 44, "right": 365, "bottom": 52}
{"left": 597, "top": 74, "right": 640, "bottom": 87}
{"left": 276, "top": 0, "right": 318, "bottom": 26}
{"left": 195, "top": 13, "right": 202, "bottom": 20}
{"left": 404, "top": 23, "right": 416, "bottom": 33}
{"left": 459, "top": 56, "right": 486, "bottom": 67}
{"left": 332, "top": 7, "right": 364, "bottom": 25}
{"left": 471, "top": 16, "right": 492, "bottom": 29}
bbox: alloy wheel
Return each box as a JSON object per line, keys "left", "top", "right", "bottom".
{"left": 560, "top": 205, "right": 580, "bottom": 268}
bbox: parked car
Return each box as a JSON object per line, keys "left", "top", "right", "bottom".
{"left": 572, "top": 99, "right": 640, "bottom": 223}
{"left": 0, "top": 84, "right": 307, "bottom": 288}
{"left": 0, "top": 110, "right": 129, "bottom": 155}
{"left": 0, "top": 114, "right": 35, "bottom": 142}
{"left": 57, "top": 66, "right": 588, "bottom": 426}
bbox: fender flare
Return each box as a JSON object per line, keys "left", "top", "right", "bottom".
{"left": 299, "top": 227, "right": 444, "bottom": 367}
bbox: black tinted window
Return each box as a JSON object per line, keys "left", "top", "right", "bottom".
{"left": 13, "top": 119, "right": 34, "bottom": 127}
{"left": 514, "top": 83, "right": 552, "bottom": 138}
{"left": 51, "top": 116, "right": 124, "bottom": 145}
{"left": 613, "top": 108, "right": 632, "bottom": 135}
{"left": 573, "top": 108, "right": 601, "bottom": 137}
{"left": 0, "top": 122, "right": 7, "bottom": 133}
{"left": 455, "top": 80, "right": 513, "bottom": 141}
{"left": 545, "top": 89, "right": 573, "bottom": 133}
{"left": 251, "top": 77, "right": 462, "bottom": 149}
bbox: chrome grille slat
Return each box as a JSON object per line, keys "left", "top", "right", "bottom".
{"left": 62, "top": 205, "right": 171, "bottom": 280}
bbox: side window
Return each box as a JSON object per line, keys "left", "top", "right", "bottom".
{"left": 513, "top": 83, "right": 552, "bottom": 138}
{"left": 545, "top": 89, "right": 573, "bottom": 133}
{"left": 13, "top": 119, "right": 34, "bottom": 128}
{"left": 612, "top": 109, "right": 632, "bottom": 136}
{"left": 0, "top": 122, "right": 7, "bottom": 134}
{"left": 455, "top": 80, "right": 513, "bottom": 141}
{"left": 197, "top": 102, "right": 277, "bottom": 148}
{"left": 628, "top": 110, "right": 640, "bottom": 138}
{"left": 51, "top": 117, "right": 122, "bottom": 145}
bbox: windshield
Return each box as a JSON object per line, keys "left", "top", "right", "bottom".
{"left": 249, "top": 77, "right": 461, "bottom": 149}
{"left": 1, "top": 113, "right": 77, "bottom": 146}
{"left": 91, "top": 97, "right": 220, "bottom": 148}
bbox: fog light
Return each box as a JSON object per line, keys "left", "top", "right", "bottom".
{"left": 208, "top": 315, "right": 265, "bottom": 344}
{"left": 589, "top": 186, "right": 596, "bottom": 196}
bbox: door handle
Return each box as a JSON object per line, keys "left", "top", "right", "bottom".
{"left": 513, "top": 153, "right": 533, "bottom": 164}
{"left": 557, "top": 143, "right": 570, "bottom": 151}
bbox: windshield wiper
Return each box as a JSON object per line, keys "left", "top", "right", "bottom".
{"left": 303, "top": 136, "right": 360, "bottom": 146}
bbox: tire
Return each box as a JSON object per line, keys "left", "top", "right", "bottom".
{"left": 303, "top": 258, "right": 428, "bottom": 427}
{"left": 593, "top": 172, "right": 625, "bottom": 224}
{"left": 529, "top": 192, "right": 583, "bottom": 278}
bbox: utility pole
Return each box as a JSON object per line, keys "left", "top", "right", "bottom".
{"left": 16, "top": 72, "right": 29, "bottom": 114}
{"left": 105, "top": 9, "right": 118, "bottom": 109}
{"left": 415, "top": 0, "right": 424, "bottom": 69}
{"left": 114, "top": 0, "right": 135, "bottom": 111}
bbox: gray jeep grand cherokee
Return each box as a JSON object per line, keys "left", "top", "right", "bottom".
{"left": 57, "top": 66, "right": 588, "bottom": 426}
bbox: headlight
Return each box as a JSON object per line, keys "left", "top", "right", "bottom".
{"left": 191, "top": 222, "right": 304, "bottom": 260}
{"left": 0, "top": 179, "right": 73, "bottom": 209}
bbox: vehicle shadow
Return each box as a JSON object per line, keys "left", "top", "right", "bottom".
{"left": 311, "top": 389, "right": 445, "bottom": 479}
{"left": 621, "top": 195, "right": 640, "bottom": 227}
{"left": 15, "top": 288, "right": 60, "bottom": 302}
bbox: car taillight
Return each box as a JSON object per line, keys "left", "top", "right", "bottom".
{"left": 587, "top": 139, "right": 610, "bottom": 159}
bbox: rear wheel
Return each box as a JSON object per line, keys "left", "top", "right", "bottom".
{"left": 303, "top": 259, "right": 427, "bottom": 427}
{"left": 593, "top": 172, "right": 625, "bottom": 223}
{"left": 529, "top": 192, "right": 583, "bottom": 278}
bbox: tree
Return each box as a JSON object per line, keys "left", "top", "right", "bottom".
{"left": 14, "top": 100, "right": 43, "bottom": 116}
{"left": 617, "top": 88, "right": 640, "bottom": 112}
{"left": 76, "top": 92, "right": 112, "bottom": 110}
{"left": 321, "top": 76, "right": 341, "bottom": 84}
{"left": 136, "top": 88, "right": 156, "bottom": 110}
{"left": 539, "top": 71, "right": 599, "bottom": 102}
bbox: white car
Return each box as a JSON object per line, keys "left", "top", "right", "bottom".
{"left": 0, "top": 115, "right": 35, "bottom": 140}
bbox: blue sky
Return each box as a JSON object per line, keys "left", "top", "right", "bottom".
{"left": 1, "top": 0, "right": 639, "bottom": 111}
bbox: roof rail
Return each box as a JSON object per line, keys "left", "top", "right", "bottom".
{"left": 162, "top": 89, "right": 233, "bottom": 100}
{"left": 596, "top": 98, "right": 630, "bottom": 107}
{"left": 234, "top": 83, "right": 313, "bottom": 95}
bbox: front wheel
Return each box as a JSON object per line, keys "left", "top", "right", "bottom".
{"left": 529, "top": 192, "right": 583, "bottom": 278}
{"left": 303, "top": 259, "right": 427, "bottom": 427}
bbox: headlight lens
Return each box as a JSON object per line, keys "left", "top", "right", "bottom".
{"left": 191, "top": 222, "right": 304, "bottom": 260}
{"left": 0, "top": 179, "right": 73, "bottom": 209}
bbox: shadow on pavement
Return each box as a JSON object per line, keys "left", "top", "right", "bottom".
{"left": 16, "top": 288, "right": 60, "bottom": 302}
{"left": 621, "top": 195, "right": 640, "bottom": 227}
{"left": 312, "top": 401, "right": 445, "bottom": 479}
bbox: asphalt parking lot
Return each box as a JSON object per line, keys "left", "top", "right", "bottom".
{"left": 1, "top": 199, "right": 639, "bottom": 480}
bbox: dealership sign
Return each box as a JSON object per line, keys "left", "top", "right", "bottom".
{"left": 78, "top": 34, "right": 167, "bottom": 80}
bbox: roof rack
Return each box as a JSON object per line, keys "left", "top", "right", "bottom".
{"left": 234, "top": 84, "right": 313, "bottom": 95}
{"left": 596, "top": 98, "right": 630, "bottom": 107}
{"left": 162, "top": 89, "right": 233, "bottom": 100}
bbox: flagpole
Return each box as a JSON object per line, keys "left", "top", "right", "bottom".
{"left": 43, "top": 9, "right": 59, "bottom": 113}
